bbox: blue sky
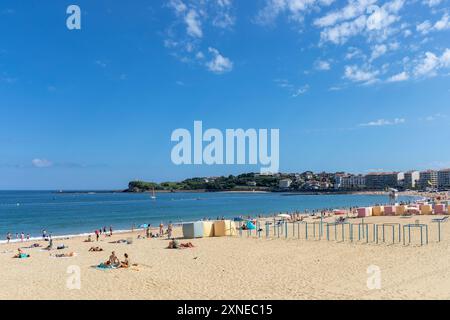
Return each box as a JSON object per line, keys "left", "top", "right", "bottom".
{"left": 0, "top": 0, "right": 449, "bottom": 189}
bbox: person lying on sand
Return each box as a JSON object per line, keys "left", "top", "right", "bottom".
{"left": 22, "top": 243, "right": 41, "bottom": 249}
{"left": 179, "top": 242, "right": 194, "bottom": 248}
{"left": 167, "top": 239, "right": 195, "bottom": 249}
{"left": 89, "top": 246, "right": 103, "bottom": 252}
{"left": 13, "top": 248, "right": 30, "bottom": 259}
{"left": 52, "top": 252, "right": 76, "bottom": 258}
{"left": 109, "top": 239, "right": 127, "bottom": 244}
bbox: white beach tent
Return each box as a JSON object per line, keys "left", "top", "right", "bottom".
{"left": 278, "top": 214, "right": 291, "bottom": 219}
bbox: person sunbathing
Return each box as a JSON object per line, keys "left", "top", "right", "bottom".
{"left": 167, "top": 239, "right": 179, "bottom": 249}
{"left": 84, "top": 235, "right": 94, "bottom": 242}
{"left": 179, "top": 242, "right": 194, "bottom": 248}
{"left": 52, "top": 252, "right": 75, "bottom": 258}
{"left": 89, "top": 246, "right": 103, "bottom": 252}
{"left": 13, "top": 248, "right": 30, "bottom": 259}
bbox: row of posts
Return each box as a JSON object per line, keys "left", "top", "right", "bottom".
{"left": 238, "top": 218, "right": 441, "bottom": 246}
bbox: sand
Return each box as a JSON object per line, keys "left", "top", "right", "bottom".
{"left": 1, "top": 215, "right": 450, "bottom": 300}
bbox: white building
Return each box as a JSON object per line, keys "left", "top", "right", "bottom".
{"left": 404, "top": 171, "right": 420, "bottom": 189}
{"left": 279, "top": 179, "right": 292, "bottom": 189}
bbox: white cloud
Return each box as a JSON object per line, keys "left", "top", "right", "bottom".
{"left": 370, "top": 44, "right": 387, "bottom": 61}
{"left": 344, "top": 64, "right": 379, "bottom": 84}
{"left": 434, "top": 13, "right": 450, "bottom": 31}
{"left": 417, "top": 13, "right": 450, "bottom": 34}
{"left": 314, "top": 0, "right": 377, "bottom": 28}
{"left": 32, "top": 158, "right": 53, "bottom": 168}
{"left": 414, "top": 49, "right": 450, "bottom": 77}
{"left": 314, "top": 59, "right": 331, "bottom": 70}
{"left": 359, "top": 118, "right": 405, "bottom": 126}
{"left": 422, "top": 0, "right": 442, "bottom": 7}
{"left": 185, "top": 9, "right": 203, "bottom": 38}
{"left": 386, "top": 71, "right": 409, "bottom": 82}
{"left": 292, "top": 84, "right": 310, "bottom": 96}
{"left": 206, "top": 47, "right": 233, "bottom": 73}
{"left": 255, "top": 0, "right": 334, "bottom": 25}
{"left": 319, "top": 0, "right": 405, "bottom": 44}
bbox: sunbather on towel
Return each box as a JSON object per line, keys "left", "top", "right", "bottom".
{"left": 13, "top": 248, "right": 30, "bottom": 259}
{"left": 52, "top": 252, "right": 75, "bottom": 258}
{"left": 179, "top": 242, "right": 194, "bottom": 248}
{"left": 89, "top": 246, "right": 103, "bottom": 252}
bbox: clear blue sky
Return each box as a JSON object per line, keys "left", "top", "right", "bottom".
{"left": 0, "top": 0, "right": 449, "bottom": 189}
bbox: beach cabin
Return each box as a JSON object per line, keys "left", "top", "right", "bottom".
{"left": 372, "top": 206, "right": 384, "bottom": 216}
{"left": 202, "top": 221, "right": 215, "bottom": 237}
{"left": 213, "top": 220, "right": 236, "bottom": 237}
{"left": 395, "top": 205, "right": 406, "bottom": 216}
{"left": 182, "top": 222, "right": 204, "bottom": 239}
{"left": 357, "top": 207, "right": 372, "bottom": 218}
{"left": 434, "top": 204, "right": 446, "bottom": 214}
{"left": 384, "top": 206, "right": 396, "bottom": 216}
{"left": 420, "top": 204, "right": 433, "bottom": 215}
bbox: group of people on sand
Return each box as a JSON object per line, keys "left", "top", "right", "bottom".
{"left": 100, "top": 251, "right": 131, "bottom": 268}
{"left": 6, "top": 232, "right": 31, "bottom": 243}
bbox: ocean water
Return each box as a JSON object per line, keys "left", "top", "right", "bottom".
{"left": 0, "top": 191, "right": 417, "bottom": 239}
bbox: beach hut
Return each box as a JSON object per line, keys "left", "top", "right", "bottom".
{"left": 372, "top": 206, "right": 384, "bottom": 216}
{"left": 202, "top": 221, "right": 215, "bottom": 237}
{"left": 213, "top": 220, "right": 236, "bottom": 237}
{"left": 395, "top": 205, "right": 406, "bottom": 216}
{"left": 182, "top": 222, "right": 204, "bottom": 239}
{"left": 420, "top": 204, "right": 433, "bottom": 215}
{"left": 434, "top": 204, "right": 447, "bottom": 215}
{"left": 384, "top": 206, "right": 396, "bottom": 216}
{"left": 357, "top": 207, "right": 372, "bottom": 218}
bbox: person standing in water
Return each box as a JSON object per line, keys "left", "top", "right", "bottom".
{"left": 6, "top": 232, "right": 11, "bottom": 243}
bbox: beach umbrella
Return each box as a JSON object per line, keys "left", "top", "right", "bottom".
{"left": 139, "top": 224, "right": 149, "bottom": 228}
{"left": 278, "top": 214, "right": 291, "bottom": 219}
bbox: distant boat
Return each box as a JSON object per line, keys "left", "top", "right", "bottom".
{"left": 150, "top": 188, "right": 156, "bottom": 200}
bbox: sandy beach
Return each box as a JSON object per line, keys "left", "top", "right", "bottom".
{"left": 1, "top": 214, "right": 450, "bottom": 300}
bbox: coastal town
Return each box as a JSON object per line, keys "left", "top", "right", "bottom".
{"left": 128, "top": 169, "right": 450, "bottom": 193}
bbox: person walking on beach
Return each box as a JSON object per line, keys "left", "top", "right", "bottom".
{"left": 109, "top": 226, "right": 113, "bottom": 237}
{"left": 26, "top": 234, "right": 30, "bottom": 240}
{"left": 146, "top": 225, "right": 151, "bottom": 238}
{"left": 95, "top": 229, "right": 99, "bottom": 241}
{"left": 6, "top": 232, "right": 11, "bottom": 243}
{"left": 159, "top": 223, "right": 164, "bottom": 236}
{"left": 20, "top": 232, "right": 24, "bottom": 242}
{"left": 103, "top": 226, "right": 106, "bottom": 234}
{"left": 167, "top": 223, "right": 173, "bottom": 239}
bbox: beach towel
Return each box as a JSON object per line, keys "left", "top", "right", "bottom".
{"left": 96, "top": 263, "right": 118, "bottom": 270}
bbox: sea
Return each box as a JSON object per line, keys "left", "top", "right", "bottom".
{"left": 0, "top": 191, "right": 418, "bottom": 242}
